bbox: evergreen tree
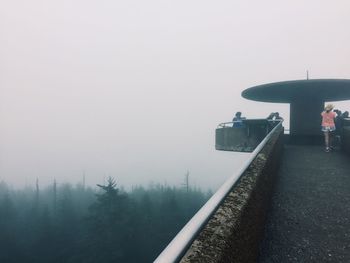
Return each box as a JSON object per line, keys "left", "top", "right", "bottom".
{"left": 81, "top": 177, "right": 133, "bottom": 263}
{"left": 0, "top": 179, "right": 211, "bottom": 263}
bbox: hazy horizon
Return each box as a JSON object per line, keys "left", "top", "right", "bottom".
{"left": 1, "top": 1, "right": 350, "bottom": 191}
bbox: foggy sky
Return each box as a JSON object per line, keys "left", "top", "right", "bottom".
{"left": 1, "top": 0, "right": 350, "bottom": 190}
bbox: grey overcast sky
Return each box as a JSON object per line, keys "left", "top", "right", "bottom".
{"left": 1, "top": 0, "right": 350, "bottom": 190}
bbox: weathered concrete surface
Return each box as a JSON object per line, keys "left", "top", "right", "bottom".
{"left": 258, "top": 145, "right": 350, "bottom": 263}
{"left": 180, "top": 127, "right": 284, "bottom": 263}
{"left": 215, "top": 127, "right": 253, "bottom": 152}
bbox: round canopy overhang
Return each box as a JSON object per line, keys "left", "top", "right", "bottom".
{"left": 242, "top": 79, "right": 350, "bottom": 103}
{"left": 241, "top": 78, "right": 350, "bottom": 138}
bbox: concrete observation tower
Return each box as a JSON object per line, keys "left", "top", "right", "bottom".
{"left": 242, "top": 79, "right": 350, "bottom": 139}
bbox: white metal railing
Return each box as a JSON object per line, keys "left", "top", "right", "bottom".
{"left": 217, "top": 119, "right": 282, "bottom": 129}
{"left": 154, "top": 121, "right": 283, "bottom": 263}
{"left": 217, "top": 121, "right": 240, "bottom": 128}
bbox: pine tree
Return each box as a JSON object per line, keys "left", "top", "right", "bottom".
{"left": 82, "top": 177, "right": 133, "bottom": 263}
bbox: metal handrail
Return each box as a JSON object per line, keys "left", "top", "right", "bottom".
{"left": 154, "top": 121, "right": 283, "bottom": 263}
{"left": 217, "top": 121, "right": 236, "bottom": 128}
{"left": 217, "top": 119, "right": 282, "bottom": 128}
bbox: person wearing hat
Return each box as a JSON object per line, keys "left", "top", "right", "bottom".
{"left": 321, "top": 104, "right": 337, "bottom": 152}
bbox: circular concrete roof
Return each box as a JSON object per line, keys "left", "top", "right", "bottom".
{"left": 242, "top": 79, "right": 350, "bottom": 103}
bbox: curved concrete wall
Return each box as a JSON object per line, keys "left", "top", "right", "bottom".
{"left": 215, "top": 127, "right": 252, "bottom": 152}
{"left": 180, "top": 127, "right": 284, "bottom": 263}
{"left": 216, "top": 120, "right": 275, "bottom": 152}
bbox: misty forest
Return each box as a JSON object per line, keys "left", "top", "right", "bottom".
{"left": 0, "top": 177, "right": 211, "bottom": 263}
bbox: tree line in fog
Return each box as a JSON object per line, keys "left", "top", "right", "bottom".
{"left": 0, "top": 178, "right": 211, "bottom": 263}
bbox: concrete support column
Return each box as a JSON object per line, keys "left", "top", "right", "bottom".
{"left": 290, "top": 99, "right": 324, "bottom": 136}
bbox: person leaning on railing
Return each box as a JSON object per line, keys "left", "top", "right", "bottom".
{"left": 266, "top": 112, "right": 283, "bottom": 130}
{"left": 274, "top": 112, "right": 283, "bottom": 121}
{"left": 232, "top": 111, "right": 246, "bottom": 127}
{"left": 267, "top": 112, "right": 283, "bottom": 121}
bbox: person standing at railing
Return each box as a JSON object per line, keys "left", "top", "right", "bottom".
{"left": 334, "top": 109, "right": 343, "bottom": 146}
{"left": 266, "top": 112, "right": 275, "bottom": 120}
{"left": 321, "top": 104, "right": 337, "bottom": 152}
{"left": 267, "top": 112, "right": 283, "bottom": 121}
{"left": 274, "top": 112, "right": 283, "bottom": 121}
{"left": 266, "top": 112, "right": 283, "bottom": 130}
{"left": 232, "top": 111, "right": 246, "bottom": 127}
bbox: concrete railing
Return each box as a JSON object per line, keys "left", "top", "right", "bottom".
{"left": 178, "top": 125, "right": 284, "bottom": 263}
{"left": 155, "top": 123, "right": 284, "bottom": 263}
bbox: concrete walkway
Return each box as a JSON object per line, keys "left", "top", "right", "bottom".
{"left": 258, "top": 145, "right": 350, "bottom": 263}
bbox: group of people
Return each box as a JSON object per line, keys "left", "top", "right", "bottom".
{"left": 232, "top": 106, "right": 349, "bottom": 153}
{"left": 231, "top": 111, "right": 283, "bottom": 127}
{"left": 321, "top": 104, "right": 349, "bottom": 152}
{"left": 267, "top": 112, "right": 283, "bottom": 121}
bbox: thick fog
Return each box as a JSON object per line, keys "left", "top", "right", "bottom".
{"left": 1, "top": 0, "right": 350, "bottom": 190}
